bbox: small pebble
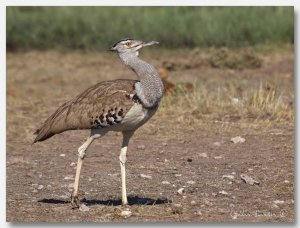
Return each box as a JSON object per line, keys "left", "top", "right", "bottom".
{"left": 187, "top": 158, "right": 193, "bottom": 162}
{"left": 37, "top": 185, "right": 44, "bottom": 190}
{"left": 199, "top": 153, "right": 208, "bottom": 158}
{"left": 229, "top": 203, "right": 235, "bottom": 208}
{"left": 175, "top": 174, "right": 182, "bottom": 177}
{"left": 213, "top": 142, "right": 221, "bottom": 146}
{"left": 190, "top": 200, "right": 196, "bottom": 205}
{"left": 32, "top": 189, "right": 38, "bottom": 193}
{"left": 162, "top": 142, "right": 168, "bottom": 146}
{"left": 231, "top": 212, "right": 238, "bottom": 220}
{"left": 64, "top": 175, "right": 74, "bottom": 180}
{"left": 60, "top": 154, "right": 66, "bottom": 157}
{"left": 177, "top": 187, "right": 185, "bottom": 195}
{"left": 204, "top": 199, "right": 213, "bottom": 206}
{"left": 162, "top": 181, "right": 170, "bottom": 185}
{"left": 273, "top": 200, "right": 285, "bottom": 205}
{"left": 140, "top": 174, "right": 152, "bottom": 179}
{"left": 284, "top": 180, "right": 290, "bottom": 184}
{"left": 70, "top": 162, "right": 76, "bottom": 167}
{"left": 218, "top": 190, "right": 229, "bottom": 196}
{"left": 79, "top": 204, "right": 90, "bottom": 212}
{"left": 222, "top": 174, "right": 235, "bottom": 180}
{"left": 187, "top": 180, "right": 196, "bottom": 185}
{"left": 195, "top": 210, "right": 202, "bottom": 215}
{"left": 230, "top": 136, "right": 246, "bottom": 144}
{"left": 214, "top": 156, "right": 223, "bottom": 159}
{"left": 120, "top": 210, "right": 132, "bottom": 218}
{"left": 240, "top": 174, "right": 260, "bottom": 185}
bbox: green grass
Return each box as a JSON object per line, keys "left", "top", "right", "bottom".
{"left": 6, "top": 6, "right": 294, "bottom": 51}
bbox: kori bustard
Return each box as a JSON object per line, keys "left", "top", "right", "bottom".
{"left": 33, "top": 38, "right": 164, "bottom": 207}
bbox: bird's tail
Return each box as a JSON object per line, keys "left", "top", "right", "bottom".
{"left": 32, "top": 123, "right": 56, "bottom": 144}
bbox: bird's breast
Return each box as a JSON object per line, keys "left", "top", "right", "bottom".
{"left": 113, "top": 103, "right": 158, "bottom": 131}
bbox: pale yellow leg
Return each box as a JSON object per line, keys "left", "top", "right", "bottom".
{"left": 119, "top": 131, "right": 134, "bottom": 206}
{"left": 71, "top": 137, "right": 95, "bottom": 207}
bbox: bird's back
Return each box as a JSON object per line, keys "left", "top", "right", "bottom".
{"left": 33, "top": 79, "right": 138, "bottom": 143}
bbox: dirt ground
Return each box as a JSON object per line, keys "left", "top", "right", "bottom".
{"left": 6, "top": 49, "right": 294, "bottom": 222}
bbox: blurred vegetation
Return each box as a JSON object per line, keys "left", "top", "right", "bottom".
{"left": 6, "top": 6, "right": 294, "bottom": 51}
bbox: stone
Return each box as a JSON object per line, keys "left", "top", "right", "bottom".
{"left": 213, "top": 142, "right": 222, "bottom": 146}
{"left": 37, "top": 185, "right": 44, "bottom": 190}
{"left": 190, "top": 200, "right": 197, "bottom": 205}
{"left": 140, "top": 174, "right": 152, "bottom": 179}
{"left": 64, "top": 175, "right": 74, "bottom": 180}
{"left": 120, "top": 210, "right": 132, "bottom": 218}
{"left": 177, "top": 187, "right": 185, "bottom": 195}
{"left": 240, "top": 174, "right": 260, "bottom": 185}
{"left": 218, "top": 190, "right": 229, "bottom": 196}
{"left": 222, "top": 174, "right": 235, "bottom": 180}
{"left": 79, "top": 204, "right": 90, "bottom": 212}
{"left": 230, "top": 136, "right": 246, "bottom": 144}
{"left": 199, "top": 153, "right": 208, "bottom": 158}
{"left": 273, "top": 200, "right": 285, "bottom": 205}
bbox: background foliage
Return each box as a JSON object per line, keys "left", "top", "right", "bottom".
{"left": 6, "top": 6, "right": 294, "bottom": 51}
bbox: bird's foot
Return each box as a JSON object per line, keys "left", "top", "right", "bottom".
{"left": 71, "top": 193, "right": 81, "bottom": 208}
{"left": 122, "top": 199, "right": 128, "bottom": 206}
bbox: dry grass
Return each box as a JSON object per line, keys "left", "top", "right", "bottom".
{"left": 160, "top": 81, "right": 293, "bottom": 123}
{"left": 6, "top": 47, "right": 294, "bottom": 144}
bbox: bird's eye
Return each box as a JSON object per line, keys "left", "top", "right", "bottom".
{"left": 125, "top": 42, "right": 132, "bottom": 47}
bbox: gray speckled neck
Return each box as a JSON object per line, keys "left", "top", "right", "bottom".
{"left": 118, "top": 52, "right": 164, "bottom": 108}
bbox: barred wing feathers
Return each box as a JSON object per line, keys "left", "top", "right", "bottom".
{"left": 33, "top": 79, "right": 137, "bottom": 143}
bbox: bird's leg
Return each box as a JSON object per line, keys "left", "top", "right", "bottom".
{"left": 119, "top": 131, "right": 134, "bottom": 206}
{"left": 71, "top": 136, "right": 95, "bottom": 208}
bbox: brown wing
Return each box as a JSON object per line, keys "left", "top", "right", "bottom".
{"left": 33, "top": 79, "right": 138, "bottom": 143}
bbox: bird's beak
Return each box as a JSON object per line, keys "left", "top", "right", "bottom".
{"left": 142, "top": 41, "right": 159, "bottom": 47}
{"left": 109, "top": 46, "right": 117, "bottom": 52}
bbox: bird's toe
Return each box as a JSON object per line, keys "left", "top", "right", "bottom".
{"left": 71, "top": 194, "right": 81, "bottom": 208}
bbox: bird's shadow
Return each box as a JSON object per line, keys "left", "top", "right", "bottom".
{"left": 38, "top": 196, "right": 171, "bottom": 206}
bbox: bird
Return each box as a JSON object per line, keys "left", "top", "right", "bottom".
{"left": 33, "top": 38, "right": 165, "bottom": 208}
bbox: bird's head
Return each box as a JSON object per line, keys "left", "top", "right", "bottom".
{"left": 110, "top": 38, "right": 159, "bottom": 55}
